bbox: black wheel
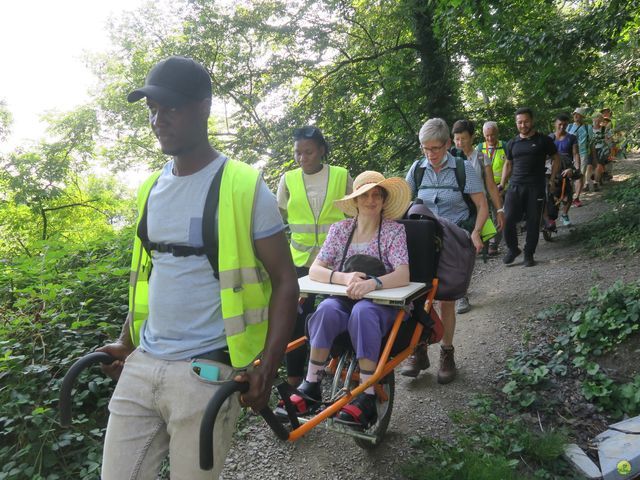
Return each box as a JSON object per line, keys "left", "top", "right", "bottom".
{"left": 354, "top": 370, "right": 395, "bottom": 450}
{"left": 542, "top": 229, "right": 553, "bottom": 242}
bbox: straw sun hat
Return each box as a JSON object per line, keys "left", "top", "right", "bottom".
{"left": 333, "top": 171, "right": 412, "bottom": 220}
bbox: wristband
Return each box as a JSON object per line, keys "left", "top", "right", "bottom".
{"left": 329, "top": 270, "right": 336, "bottom": 284}
{"left": 368, "top": 275, "right": 383, "bottom": 290}
{"left": 497, "top": 208, "right": 504, "bottom": 213}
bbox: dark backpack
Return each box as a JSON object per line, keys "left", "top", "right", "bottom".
{"left": 136, "top": 162, "right": 226, "bottom": 279}
{"left": 404, "top": 200, "right": 475, "bottom": 301}
{"left": 411, "top": 156, "right": 477, "bottom": 232}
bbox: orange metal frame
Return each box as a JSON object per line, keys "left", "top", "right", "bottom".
{"left": 280, "top": 278, "right": 440, "bottom": 442}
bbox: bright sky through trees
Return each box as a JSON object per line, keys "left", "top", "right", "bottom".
{"left": 0, "top": 0, "right": 144, "bottom": 152}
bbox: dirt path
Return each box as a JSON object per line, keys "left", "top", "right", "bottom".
{"left": 222, "top": 155, "right": 640, "bottom": 480}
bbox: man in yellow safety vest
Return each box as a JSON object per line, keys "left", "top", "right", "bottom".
{"left": 476, "top": 120, "right": 509, "bottom": 255}
{"left": 97, "top": 56, "right": 298, "bottom": 479}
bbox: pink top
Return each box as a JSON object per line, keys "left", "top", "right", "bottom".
{"left": 317, "top": 218, "right": 409, "bottom": 273}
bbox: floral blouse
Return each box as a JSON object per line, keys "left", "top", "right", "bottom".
{"left": 316, "top": 218, "right": 409, "bottom": 273}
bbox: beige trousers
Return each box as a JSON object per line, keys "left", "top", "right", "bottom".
{"left": 101, "top": 348, "right": 241, "bottom": 480}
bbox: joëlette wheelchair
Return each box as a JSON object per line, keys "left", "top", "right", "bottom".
{"left": 59, "top": 217, "right": 442, "bottom": 472}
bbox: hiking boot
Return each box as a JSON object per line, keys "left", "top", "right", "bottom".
{"left": 561, "top": 214, "right": 571, "bottom": 227}
{"left": 400, "top": 344, "right": 430, "bottom": 378}
{"left": 437, "top": 346, "right": 456, "bottom": 384}
{"left": 523, "top": 254, "right": 536, "bottom": 267}
{"left": 455, "top": 296, "right": 471, "bottom": 314}
{"left": 503, "top": 248, "right": 522, "bottom": 265}
{"left": 572, "top": 198, "right": 583, "bottom": 208}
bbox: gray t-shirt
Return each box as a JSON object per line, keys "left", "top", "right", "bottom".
{"left": 140, "top": 156, "right": 284, "bottom": 360}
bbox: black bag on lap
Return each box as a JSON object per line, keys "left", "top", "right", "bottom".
{"left": 342, "top": 254, "right": 386, "bottom": 277}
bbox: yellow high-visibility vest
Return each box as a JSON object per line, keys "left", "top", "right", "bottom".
{"left": 284, "top": 165, "right": 348, "bottom": 267}
{"left": 129, "top": 160, "right": 270, "bottom": 368}
{"left": 479, "top": 141, "right": 508, "bottom": 186}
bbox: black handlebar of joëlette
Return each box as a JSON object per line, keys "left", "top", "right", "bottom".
{"left": 199, "top": 380, "right": 289, "bottom": 471}
{"left": 59, "top": 352, "right": 116, "bottom": 427}
{"left": 59, "top": 354, "right": 289, "bottom": 471}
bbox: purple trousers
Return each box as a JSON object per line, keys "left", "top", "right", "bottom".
{"left": 307, "top": 296, "right": 399, "bottom": 362}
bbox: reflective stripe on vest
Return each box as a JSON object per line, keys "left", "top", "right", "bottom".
{"left": 284, "top": 165, "right": 348, "bottom": 267}
{"left": 481, "top": 142, "right": 508, "bottom": 185}
{"left": 128, "top": 161, "right": 270, "bottom": 368}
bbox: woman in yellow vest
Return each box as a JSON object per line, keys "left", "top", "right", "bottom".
{"left": 276, "top": 126, "right": 353, "bottom": 386}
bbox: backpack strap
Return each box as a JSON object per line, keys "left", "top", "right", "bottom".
{"left": 454, "top": 157, "right": 475, "bottom": 211}
{"left": 202, "top": 161, "right": 226, "bottom": 279}
{"left": 411, "top": 160, "right": 426, "bottom": 198}
{"left": 137, "top": 161, "right": 226, "bottom": 280}
{"left": 416, "top": 156, "right": 465, "bottom": 193}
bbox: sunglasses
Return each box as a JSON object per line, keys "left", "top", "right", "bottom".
{"left": 293, "top": 126, "right": 321, "bottom": 139}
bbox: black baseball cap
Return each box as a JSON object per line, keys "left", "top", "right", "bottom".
{"left": 127, "top": 56, "right": 212, "bottom": 107}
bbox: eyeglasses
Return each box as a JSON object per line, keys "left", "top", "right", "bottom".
{"left": 421, "top": 143, "right": 446, "bottom": 154}
{"left": 293, "top": 126, "right": 321, "bottom": 139}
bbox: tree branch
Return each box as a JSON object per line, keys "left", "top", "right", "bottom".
{"left": 298, "top": 43, "right": 420, "bottom": 105}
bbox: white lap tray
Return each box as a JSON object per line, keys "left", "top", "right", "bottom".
{"left": 298, "top": 275, "right": 429, "bottom": 306}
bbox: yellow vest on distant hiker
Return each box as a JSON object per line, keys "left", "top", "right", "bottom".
{"left": 284, "top": 166, "right": 348, "bottom": 267}
{"left": 128, "top": 160, "right": 271, "bottom": 368}
{"left": 478, "top": 141, "right": 508, "bottom": 186}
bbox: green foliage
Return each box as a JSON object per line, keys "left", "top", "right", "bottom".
{"left": 500, "top": 281, "right": 640, "bottom": 417}
{"left": 571, "top": 173, "right": 640, "bottom": 254}
{"left": 406, "top": 280, "right": 640, "bottom": 480}
{"left": 0, "top": 99, "right": 12, "bottom": 142}
{"left": 403, "top": 397, "right": 571, "bottom": 480}
{"left": 0, "top": 230, "right": 132, "bottom": 479}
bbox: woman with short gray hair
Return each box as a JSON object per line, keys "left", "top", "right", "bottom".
{"left": 402, "top": 118, "right": 488, "bottom": 385}
{"left": 418, "top": 118, "right": 451, "bottom": 145}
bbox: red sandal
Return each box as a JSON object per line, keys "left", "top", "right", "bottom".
{"left": 274, "top": 381, "right": 322, "bottom": 419}
{"left": 335, "top": 393, "right": 378, "bottom": 429}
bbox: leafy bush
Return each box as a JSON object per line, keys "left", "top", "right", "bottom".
{"left": 571, "top": 173, "right": 640, "bottom": 253}
{"left": 0, "top": 229, "right": 132, "bottom": 479}
{"left": 499, "top": 281, "right": 640, "bottom": 416}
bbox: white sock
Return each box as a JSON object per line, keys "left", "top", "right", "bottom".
{"left": 360, "top": 372, "right": 375, "bottom": 395}
{"left": 305, "top": 361, "right": 325, "bottom": 383}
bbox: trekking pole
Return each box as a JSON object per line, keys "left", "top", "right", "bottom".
{"left": 59, "top": 352, "right": 116, "bottom": 427}
{"left": 199, "top": 380, "right": 289, "bottom": 471}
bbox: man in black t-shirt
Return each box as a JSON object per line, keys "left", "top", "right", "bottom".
{"left": 502, "top": 108, "right": 561, "bottom": 267}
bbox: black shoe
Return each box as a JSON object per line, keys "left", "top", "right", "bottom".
{"left": 335, "top": 393, "right": 378, "bottom": 429}
{"left": 523, "top": 255, "right": 536, "bottom": 267}
{"left": 503, "top": 248, "right": 522, "bottom": 265}
{"left": 274, "top": 380, "right": 322, "bottom": 419}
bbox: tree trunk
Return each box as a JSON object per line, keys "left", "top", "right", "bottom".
{"left": 412, "top": 1, "right": 459, "bottom": 123}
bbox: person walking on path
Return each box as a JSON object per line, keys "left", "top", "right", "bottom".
{"left": 402, "top": 118, "right": 488, "bottom": 383}
{"left": 451, "top": 119, "right": 504, "bottom": 314}
{"left": 568, "top": 107, "right": 597, "bottom": 205}
{"left": 97, "top": 56, "right": 299, "bottom": 479}
{"left": 276, "top": 126, "right": 352, "bottom": 387}
{"left": 548, "top": 113, "right": 580, "bottom": 227}
{"left": 502, "top": 107, "right": 561, "bottom": 267}
{"left": 477, "top": 121, "right": 509, "bottom": 255}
